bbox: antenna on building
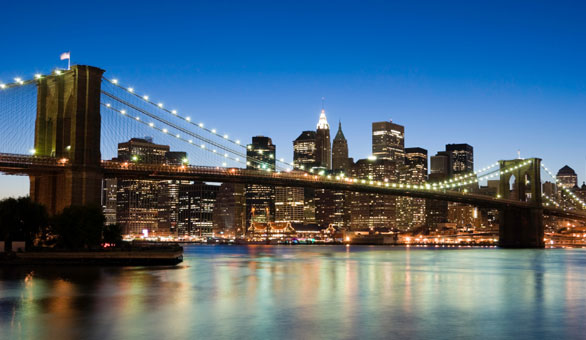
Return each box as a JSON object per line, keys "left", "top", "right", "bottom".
{"left": 321, "top": 97, "right": 325, "bottom": 110}
{"left": 517, "top": 149, "right": 521, "bottom": 159}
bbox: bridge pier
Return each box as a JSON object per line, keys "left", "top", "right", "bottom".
{"left": 30, "top": 65, "right": 104, "bottom": 215}
{"left": 499, "top": 206, "right": 544, "bottom": 248}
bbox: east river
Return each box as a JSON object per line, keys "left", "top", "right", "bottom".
{"left": 2, "top": 245, "right": 586, "bottom": 339}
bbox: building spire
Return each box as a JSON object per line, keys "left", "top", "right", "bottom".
{"left": 317, "top": 98, "right": 329, "bottom": 130}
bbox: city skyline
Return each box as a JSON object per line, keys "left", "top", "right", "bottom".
{"left": 1, "top": 1, "right": 586, "bottom": 197}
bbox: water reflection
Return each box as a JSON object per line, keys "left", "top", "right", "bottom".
{"left": 2, "top": 246, "right": 586, "bottom": 339}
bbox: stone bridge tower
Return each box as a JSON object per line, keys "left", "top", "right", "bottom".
{"left": 30, "top": 65, "right": 104, "bottom": 215}
{"left": 498, "top": 158, "right": 544, "bottom": 248}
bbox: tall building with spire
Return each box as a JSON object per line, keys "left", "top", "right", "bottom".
{"left": 315, "top": 105, "right": 331, "bottom": 169}
{"left": 332, "top": 121, "right": 350, "bottom": 172}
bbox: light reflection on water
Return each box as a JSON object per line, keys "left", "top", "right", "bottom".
{"left": 1, "top": 245, "right": 586, "bottom": 339}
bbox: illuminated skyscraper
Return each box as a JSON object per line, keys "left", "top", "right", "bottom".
{"left": 445, "top": 143, "right": 474, "bottom": 174}
{"left": 315, "top": 107, "right": 331, "bottom": 169}
{"left": 293, "top": 131, "right": 317, "bottom": 170}
{"left": 372, "top": 121, "right": 405, "bottom": 163}
{"left": 557, "top": 165, "right": 578, "bottom": 189}
{"left": 397, "top": 148, "right": 428, "bottom": 230}
{"left": 245, "top": 136, "right": 276, "bottom": 229}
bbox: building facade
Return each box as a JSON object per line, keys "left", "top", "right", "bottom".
{"left": 372, "top": 121, "right": 405, "bottom": 163}
{"left": 245, "top": 136, "right": 276, "bottom": 229}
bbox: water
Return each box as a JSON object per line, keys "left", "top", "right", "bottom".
{"left": 1, "top": 245, "right": 586, "bottom": 340}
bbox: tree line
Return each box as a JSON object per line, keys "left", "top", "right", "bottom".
{"left": 0, "top": 197, "right": 122, "bottom": 251}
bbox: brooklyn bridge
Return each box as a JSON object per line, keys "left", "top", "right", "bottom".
{"left": 0, "top": 65, "right": 584, "bottom": 248}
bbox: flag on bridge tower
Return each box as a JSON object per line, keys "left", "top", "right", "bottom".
{"left": 60, "top": 51, "right": 71, "bottom": 70}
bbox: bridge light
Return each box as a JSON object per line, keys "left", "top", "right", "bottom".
{"left": 186, "top": 117, "right": 190, "bottom": 121}
{"left": 66, "top": 145, "right": 71, "bottom": 151}
{"left": 143, "top": 95, "right": 149, "bottom": 100}
{"left": 175, "top": 134, "right": 180, "bottom": 138}
{"left": 236, "top": 140, "right": 240, "bottom": 144}
{"left": 211, "top": 129, "right": 217, "bottom": 133}
{"left": 188, "top": 139, "right": 192, "bottom": 143}
{"left": 34, "top": 74, "right": 42, "bottom": 79}
{"left": 54, "top": 70, "right": 62, "bottom": 75}
{"left": 29, "top": 148, "right": 36, "bottom": 155}
{"left": 224, "top": 134, "right": 228, "bottom": 139}
{"left": 132, "top": 155, "right": 138, "bottom": 161}
{"left": 112, "top": 79, "right": 118, "bottom": 84}
{"left": 182, "top": 157, "right": 188, "bottom": 164}
{"left": 213, "top": 149, "right": 217, "bottom": 153}
{"left": 158, "top": 103, "right": 164, "bottom": 108}
{"left": 201, "top": 144, "right": 205, "bottom": 148}
{"left": 172, "top": 110, "right": 177, "bottom": 114}
{"left": 106, "top": 103, "right": 111, "bottom": 107}
{"left": 14, "top": 77, "right": 23, "bottom": 84}
{"left": 0, "top": 84, "right": 5, "bottom": 89}
{"left": 149, "top": 122, "right": 154, "bottom": 127}
{"left": 224, "top": 153, "right": 228, "bottom": 157}
{"left": 222, "top": 162, "right": 227, "bottom": 167}
{"left": 162, "top": 128, "right": 168, "bottom": 133}
{"left": 120, "top": 110, "right": 126, "bottom": 115}
{"left": 135, "top": 117, "right": 140, "bottom": 121}
{"left": 199, "top": 123, "right": 204, "bottom": 127}
{"left": 236, "top": 158, "right": 239, "bottom": 162}
{"left": 128, "top": 87, "right": 134, "bottom": 93}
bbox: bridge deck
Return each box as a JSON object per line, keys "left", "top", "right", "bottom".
{"left": 0, "top": 153, "right": 584, "bottom": 220}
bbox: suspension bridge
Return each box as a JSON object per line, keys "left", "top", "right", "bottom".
{"left": 0, "top": 65, "right": 584, "bottom": 248}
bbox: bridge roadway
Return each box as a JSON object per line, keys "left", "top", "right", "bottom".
{"left": 0, "top": 153, "right": 585, "bottom": 221}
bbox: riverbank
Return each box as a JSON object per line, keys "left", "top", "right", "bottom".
{"left": 0, "top": 244, "right": 183, "bottom": 266}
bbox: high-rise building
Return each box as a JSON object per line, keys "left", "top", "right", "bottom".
{"left": 315, "top": 107, "right": 331, "bottom": 169}
{"left": 213, "top": 183, "right": 246, "bottom": 237}
{"left": 332, "top": 121, "right": 350, "bottom": 172}
{"left": 557, "top": 165, "right": 578, "bottom": 189}
{"left": 102, "top": 178, "right": 118, "bottom": 225}
{"left": 445, "top": 143, "right": 474, "bottom": 174}
{"left": 349, "top": 158, "right": 398, "bottom": 230}
{"left": 175, "top": 181, "right": 219, "bottom": 237}
{"left": 430, "top": 151, "right": 450, "bottom": 175}
{"left": 275, "top": 185, "right": 305, "bottom": 224}
{"left": 403, "top": 148, "right": 428, "bottom": 183}
{"left": 113, "top": 137, "right": 190, "bottom": 235}
{"left": 245, "top": 136, "right": 276, "bottom": 229}
{"left": 397, "top": 148, "right": 428, "bottom": 230}
{"left": 372, "top": 121, "right": 405, "bottom": 163}
{"left": 427, "top": 152, "right": 450, "bottom": 230}
{"left": 293, "top": 131, "right": 317, "bottom": 170}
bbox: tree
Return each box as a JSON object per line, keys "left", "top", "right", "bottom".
{"left": 52, "top": 205, "right": 106, "bottom": 249}
{"left": 0, "top": 197, "right": 48, "bottom": 250}
{"left": 103, "top": 224, "right": 123, "bottom": 246}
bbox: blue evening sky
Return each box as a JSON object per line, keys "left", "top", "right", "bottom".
{"left": 1, "top": 0, "right": 585, "bottom": 197}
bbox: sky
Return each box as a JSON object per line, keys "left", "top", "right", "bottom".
{"left": 0, "top": 0, "right": 585, "bottom": 197}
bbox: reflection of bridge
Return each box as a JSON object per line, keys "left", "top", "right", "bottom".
{"left": 0, "top": 65, "right": 585, "bottom": 248}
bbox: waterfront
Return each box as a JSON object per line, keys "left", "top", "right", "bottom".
{"left": 2, "top": 245, "right": 586, "bottom": 339}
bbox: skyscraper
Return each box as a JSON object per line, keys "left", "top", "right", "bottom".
{"left": 315, "top": 107, "right": 331, "bottom": 169}
{"left": 445, "top": 143, "right": 474, "bottom": 174}
{"left": 372, "top": 121, "right": 405, "bottom": 163}
{"left": 213, "top": 183, "right": 246, "bottom": 237}
{"left": 349, "top": 158, "right": 398, "bottom": 230}
{"left": 397, "top": 148, "right": 428, "bottom": 230}
{"left": 332, "top": 121, "right": 350, "bottom": 172}
{"left": 113, "top": 137, "right": 189, "bottom": 236}
{"left": 245, "top": 136, "right": 276, "bottom": 229}
{"left": 293, "top": 131, "right": 317, "bottom": 170}
{"left": 557, "top": 165, "right": 578, "bottom": 189}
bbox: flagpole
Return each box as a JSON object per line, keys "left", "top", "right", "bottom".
{"left": 68, "top": 51, "right": 70, "bottom": 70}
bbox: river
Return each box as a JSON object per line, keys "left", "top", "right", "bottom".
{"left": 1, "top": 245, "right": 586, "bottom": 339}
